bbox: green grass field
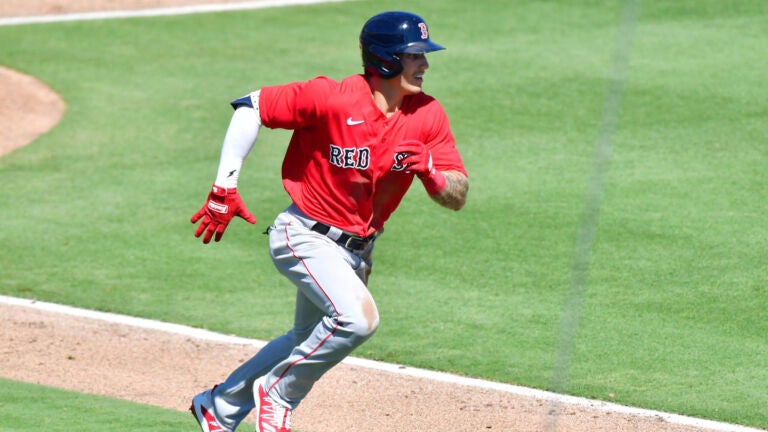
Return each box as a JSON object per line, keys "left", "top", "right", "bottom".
{"left": 1, "top": 0, "right": 766, "bottom": 430}
{"left": 0, "top": 378, "right": 192, "bottom": 432}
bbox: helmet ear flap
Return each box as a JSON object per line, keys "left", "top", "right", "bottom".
{"left": 367, "top": 45, "right": 402, "bottom": 79}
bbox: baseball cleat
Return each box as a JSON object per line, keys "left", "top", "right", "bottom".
{"left": 190, "top": 385, "right": 230, "bottom": 432}
{"left": 254, "top": 377, "right": 292, "bottom": 432}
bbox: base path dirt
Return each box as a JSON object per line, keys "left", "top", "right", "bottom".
{"left": 0, "top": 2, "right": 757, "bottom": 431}
{"left": 0, "top": 301, "right": 717, "bottom": 432}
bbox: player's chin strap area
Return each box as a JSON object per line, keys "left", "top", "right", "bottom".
{"left": 310, "top": 222, "right": 378, "bottom": 251}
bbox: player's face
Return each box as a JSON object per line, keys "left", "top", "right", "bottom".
{"left": 398, "top": 53, "right": 430, "bottom": 94}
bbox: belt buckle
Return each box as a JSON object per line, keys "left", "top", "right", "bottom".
{"left": 344, "top": 235, "right": 365, "bottom": 250}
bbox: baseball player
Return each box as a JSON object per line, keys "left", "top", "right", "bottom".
{"left": 189, "top": 10, "right": 468, "bottom": 432}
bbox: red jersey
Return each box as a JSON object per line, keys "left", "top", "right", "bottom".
{"left": 259, "top": 74, "right": 466, "bottom": 236}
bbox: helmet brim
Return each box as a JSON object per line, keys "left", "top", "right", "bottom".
{"left": 399, "top": 40, "right": 446, "bottom": 54}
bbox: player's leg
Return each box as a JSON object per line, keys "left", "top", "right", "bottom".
{"left": 262, "top": 206, "right": 379, "bottom": 408}
{"left": 208, "top": 294, "right": 319, "bottom": 430}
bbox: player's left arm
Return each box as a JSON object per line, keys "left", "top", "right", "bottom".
{"left": 398, "top": 98, "right": 468, "bottom": 211}
{"left": 428, "top": 169, "right": 468, "bottom": 211}
{"left": 392, "top": 139, "right": 468, "bottom": 211}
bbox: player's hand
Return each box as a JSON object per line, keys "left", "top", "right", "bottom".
{"left": 393, "top": 140, "right": 435, "bottom": 178}
{"left": 393, "top": 140, "right": 447, "bottom": 195}
{"left": 190, "top": 185, "right": 257, "bottom": 244}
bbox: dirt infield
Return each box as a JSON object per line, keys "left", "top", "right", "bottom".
{"left": 0, "top": 299, "right": 721, "bottom": 432}
{"left": 0, "top": 2, "right": 753, "bottom": 431}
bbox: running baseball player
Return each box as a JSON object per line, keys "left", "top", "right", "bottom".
{"left": 189, "top": 10, "right": 468, "bottom": 432}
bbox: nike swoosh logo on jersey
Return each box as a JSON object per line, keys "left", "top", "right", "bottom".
{"left": 346, "top": 117, "right": 365, "bottom": 126}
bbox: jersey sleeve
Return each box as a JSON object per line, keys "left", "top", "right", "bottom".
{"left": 421, "top": 99, "right": 468, "bottom": 177}
{"left": 258, "top": 76, "right": 335, "bottom": 130}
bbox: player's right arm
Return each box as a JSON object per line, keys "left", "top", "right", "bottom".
{"left": 190, "top": 92, "right": 262, "bottom": 243}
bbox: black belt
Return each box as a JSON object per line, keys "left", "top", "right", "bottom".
{"left": 310, "top": 222, "right": 377, "bottom": 251}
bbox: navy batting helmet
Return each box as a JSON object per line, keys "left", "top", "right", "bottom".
{"left": 360, "top": 11, "right": 445, "bottom": 79}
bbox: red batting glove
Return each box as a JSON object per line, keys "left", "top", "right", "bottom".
{"left": 393, "top": 140, "right": 447, "bottom": 195}
{"left": 190, "top": 184, "right": 257, "bottom": 244}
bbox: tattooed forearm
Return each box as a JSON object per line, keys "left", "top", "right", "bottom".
{"left": 430, "top": 170, "right": 469, "bottom": 210}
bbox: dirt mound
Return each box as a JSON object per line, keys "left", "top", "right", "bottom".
{"left": 0, "top": 66, "right": 65, "bottom": 156}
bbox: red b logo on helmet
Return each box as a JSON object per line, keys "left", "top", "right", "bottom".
{"left": 418, "top": 22, "right": 428, "bottom": 39}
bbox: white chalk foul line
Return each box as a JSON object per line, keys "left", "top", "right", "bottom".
{"left": 0, "top": 0, "right": 356, "bottom": 27}
{"left": 0, "top": 295, "right": 764, "bottom": 432}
